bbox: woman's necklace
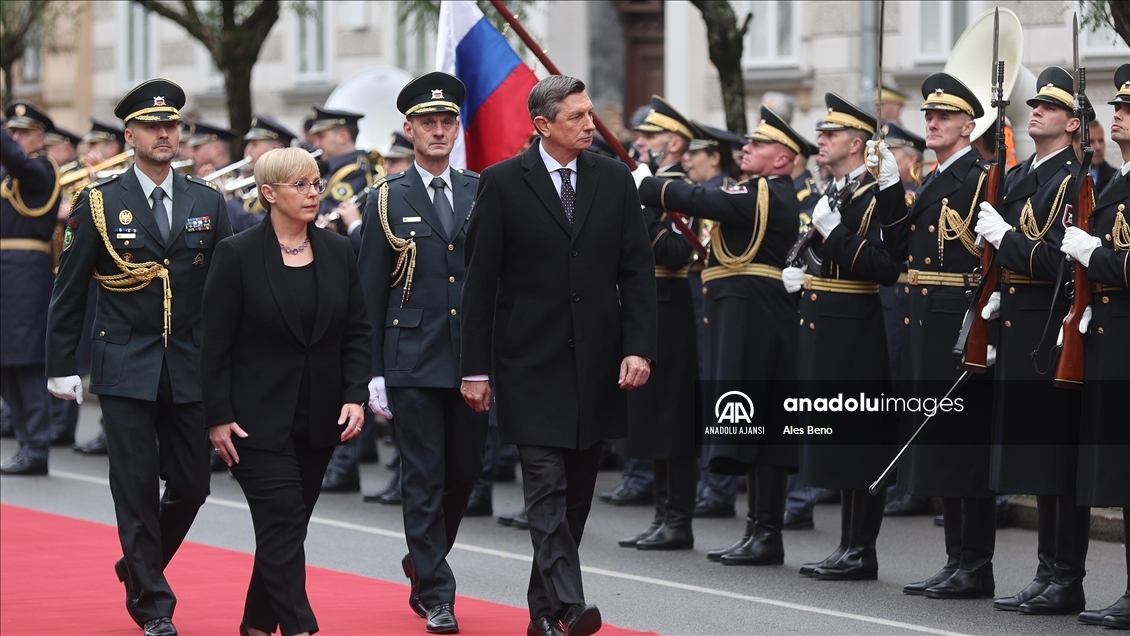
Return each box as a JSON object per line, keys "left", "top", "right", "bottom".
{"left": 279, "top": 235, "right": 309, "bottom": 255}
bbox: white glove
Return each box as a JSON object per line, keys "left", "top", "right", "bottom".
{"left": 866, "top": 140, "right": 900, "bottom": 190}
{"left": 631, "top": 163, "right": 653, "bottom": 189}
{"left": 1056, "top": 306, "right": 1093, "bottom": 346}
{"left": 367, "top": 376, "right": 392, "bottom": 419}
{"left": 980, "top": 291, "right": 1001, "bottom": 321}
{"left": 782, "top": 266, "right": 806, "bottom": 293}
{"left": 986, "top": 345, "right": 997, "bottom": 368}
{"left": 811, "top": 195, "right": 841, "bottom": 239}
{"left": 974, "top": 201, "right": 1010, "bottom": 249}
{"left": 47, "top": 376, "right": 83, "bottom": 404}
{"left": 1060, "top": 226, "right": 1102, "bottom": 268}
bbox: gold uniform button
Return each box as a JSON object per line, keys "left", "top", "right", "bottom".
{"left": 1009, "top": 286, "right": 1016, "bottom": 294}
{"left": 903, "top": 317, "right": 909, "bottom": 325}
{"left": 99, "top": 330, "right": 106, "bottom": 337}
{"left": 447, "top": 244, "right": 454, "bottom": 251}
{"left": 163, "top": 258, "right": 170, "bottom": 265}
{"left": 1098, "top": 327, "right": 1105, "bottom": 334}
{"left": 1004, "top": 320, "right": 1012, "bottom": 328}
{"left": 908, "top": 255, "right": 914, "bottom": 263}
{"left": 928, "top": 225, "right": 936, "bottom": 233}
{"left": 799, "top": 317, "right": 805, "bottom": 325}
{"left": 919, "top": 320, "right": 923, "bottom": 326}
{"left": 810, "top": 293, "right": 817, "bottom": 301}
{"left": 410, "top": 231, "right": 416, "bottom": 237}
{"left": 923, "top": 257, "right": 931, "bottom": 265}
{"left": 1106, "top": 234, "right": 1113, "bottom": 241}
{"left": 904, "top": 286, "right": 910, "bottom": 293}
{"left": 809, "top": 322, "right": 815, "bottom": 330}
{"left": 1102, "top": 295, "right": 1109, "bottom": 304}
{"left": 910, "top": 224, "right": 916, "bottom": 231}
{"left": 921, "top": 288, "right": 928, "bottom": 296}
{"left": 702, "top": 287, "right": 708, "bottom": 295}
{"left": 449, "top": 276, "right": 456, "bottom": 283}
{"left": 392, "top": 319, "right": 399, "bottom": 326}
{"left": 124, "top": 240, "right": 130, "bottom": 246}
{"left": 450, "top": 309, "right": 457, "bottom": 316}
{"left": 704, "top": 317, "right": 709, "bottom": 324}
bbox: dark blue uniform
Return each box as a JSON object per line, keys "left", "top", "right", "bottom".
{"left": 227, "top": 194, "right": 265, "bottom": 233}
{"left": 319, "top": 149, "right": 371, "bottom": 219}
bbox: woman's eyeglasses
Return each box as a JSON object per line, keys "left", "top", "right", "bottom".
{"left": 272, "top": 178, "right": 327, "bottom": 195}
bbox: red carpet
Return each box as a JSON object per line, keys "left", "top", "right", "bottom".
{"left": 0, "top": 504, "right": 652, "bottom": 635}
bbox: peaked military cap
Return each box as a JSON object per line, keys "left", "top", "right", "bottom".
{"left": 1109, "top": 63, "right": 1130, "bottom": 105}
{"left": 384, "top": 131, "right": 415, "bottom": 158}
{"left": 114, "top": 79, "right": 185, "bottom": 123}
{"left": 83, "top": 118, "right": 125, "bottom": 144}
{"left": 635, "top": 95, "right": 694, "bottom": 140}
{"left": 882, "top": 121, "right": 927, "bottom": 155}
{"left": 3, "top": 101, "right": 53, "bottom": 131}
{"left": 308, "top": 104, "right": 364, "bottom": 134}
{"left": 46, "top": 124, "right": 82, "bottom": 148}
{"left": 244, "top": 114, "right": 296, "bottom": 146}
{"left": 1027, "top": 66, "right": 1075, "bottom": 110}
{"left": 746, "top": 106, "right": 807, "bottom": 154}
{"left": 816, "top": 93, "right": 877, "bottom": 135}
{"left": 689, "top": 121, "right": 744, "bottom": 153}
{"left": 920, "top": 72, "right": 984, "bottom": 119}
{"left": 798, "top": 134, "right": 820, "bottom": 159}
{"left": 880, "top": 84, "right": 908, "bottom": 105}
{"left": 396, "top": 71, "right": 465, "bottom": 117}
{"left": 187, "top": 121, "right": 237, "bottom": 148}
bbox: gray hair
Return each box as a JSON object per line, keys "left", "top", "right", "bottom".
{"left": 529, "top": 76, "right": 586, "bottom": 133}
{"left": 760, "top": 91, "right": 796, "bottom": 124}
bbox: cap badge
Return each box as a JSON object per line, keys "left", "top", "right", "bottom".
{"left": 14, "top": 104, "right": 25, "bottom": 117}
{"left": 432, "top": 89, "right": 444, "bottom": 99}
{"left": 153, "top": 96, "right": 166, "bottom": 107}
{"left": 250, "top": 117, "right": 258, "bottom": 127}
{"left": 935, "top": 88, "right": 945, "bottom": 96}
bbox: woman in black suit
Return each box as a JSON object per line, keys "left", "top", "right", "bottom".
{"left": 201, "top": 147, "right": 371, "bottom": 636}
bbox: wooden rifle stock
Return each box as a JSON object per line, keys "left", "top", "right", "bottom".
{"left": 953, "top": 164, "right": 1001, "bottom": 372}
{"left": 1054, "top": 175, "right": 1093, "bottom": 389}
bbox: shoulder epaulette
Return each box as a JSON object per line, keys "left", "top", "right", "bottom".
{"left": 380, "top": 171, "right": 408, "bottom": 185}
{"left": 455, "top": 168, "right": 479, "bottom": 179}
{"left": 655, "top": 170, "right": 687, "bottom": 179}
{"left": 185, "top": 174, "right": 220, "bottom": 191}
{"left": 851, "top": 181, "right": 878, "bottom": 200}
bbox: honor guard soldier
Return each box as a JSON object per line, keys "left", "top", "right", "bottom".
{"left": 973, "top": 66, "right": 1088, "bottom": 616}
{"left": 358, "top": 71, "right": 487, "bottom": 634}
{"left": 186, "top": 121, "right": 236, "bottom": 179}
{"left": 0, "top": 101, "right": 62, "bottom": 475}
{"left": 1062, "top": 64, "right": 1130, "bottom": 630}
{"left": 228, "top": 114, "right": 297, "bottom": 233}
{"left": 639, "top": 105, "right": 804, "bottom": 567}
{"left": 883, "top": 121, "right": 928, "bottom": 195}
{"left": 618, "top": 96, "right": 700, "bottom": 552}
{"left": 872, "top": 72, "right": 998, "bottom": 598}
{"left": 383, "top": 130, "right": 416, "bottom": 175}
{"left": 784, "top": 94, "right": 903, "bottom": 581}
{"left": 45, "top": 79, "right": 232, "bottom": 636}
{"left": 792, "top": 136, "right": 822, "bottom": 232}
{"left": 308, "top": 105, "right": 372, "bottom": 233}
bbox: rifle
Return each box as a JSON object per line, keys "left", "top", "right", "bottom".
{"left": 785, "top": 178, "right": 862, "bottom": 268}
{"left": 488, "top": 0, "right": 708, "bottom": 261}
{"left": 1054, "top": 13, "right": 1093, "bottom": 390}
{"left": 953, "top": 8, "right": 1006, "bottom": 372}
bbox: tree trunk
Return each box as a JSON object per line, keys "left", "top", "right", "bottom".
{"left": 1, "top": 63, "right": 13, "bottom": 105}
{"left": 223, "top": 60, "right": 254, "bottom": 158}
{"left": 1109, "top": 0, "right": 1130, "bottom": 47}
{"left": 691, "top": 1, "right": 748, "bottom": 135}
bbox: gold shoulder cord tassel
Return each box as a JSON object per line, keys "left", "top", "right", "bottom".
{"left": 0, "top": 155, "right": 62, "bottom": 217}
{"left": 376, "top": 183, "right": 417, "bottom": 307}
{"left": 88, "top": 188, "right": 172, "bottom": 346}
{"left": 1113, "top": 205, "right": 1129, "bottom": 251}
{"left": 937, "top": 171, "right": 987, "bottom": 267}
{"left": 710, "top": 178, "right": 769, "bottom": 268}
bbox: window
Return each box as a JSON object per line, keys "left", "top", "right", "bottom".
{"left": 1082, "top": 20, "right": 1125, "bottom": 56}
{"left": 743, "top": 1, "right": 799, "bottom": 67}
{"left": 917, "top": 1, "right": 975, "bottom": 62}
{"left": 21, "top": 28, "right": 42, "bottom": 85}
{"left": 296, "top": 0, "right": 329, "bottom": 79}
{"left": 126, "top": 3, "right": 155, "bottom": 83}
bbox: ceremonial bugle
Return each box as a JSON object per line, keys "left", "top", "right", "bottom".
{"left": 59, "top": 149, "right": 134, "bottom": 191}
{"left": 1054, "top": 14, "right": 1094, "bottom": 390}
{"left": 953, "top": 9, "right": 1006, "bottom": 372}
{"left": 488, "top": 0, "right": 708, "bottom": 261}
{"left": 204, "top": 156, "right": 251, "bottom": 182}
{"left": 315, "top": 186, "right": 372, "bottom": 229}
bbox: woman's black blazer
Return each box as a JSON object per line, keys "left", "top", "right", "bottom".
{"left": 201, "top": 216, "right": 372, "bottom": 451}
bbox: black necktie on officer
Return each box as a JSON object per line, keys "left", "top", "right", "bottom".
{"left": 431, "top": 177, "right": 455, "bottom": 237}
{"left": 152, "top": 186, "right": 170, "bottom": 242}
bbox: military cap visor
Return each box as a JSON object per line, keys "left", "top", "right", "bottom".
{"left": 882, "top": 121, "right": 927, "bottom": 155}
{"left": 187, "top": 122, "right": 237, "bottom": 147}
{"left": 746, "top": 106, "right": 805, "bottom": 154}
{"left": 880, "top": 85, "right": 908, "bottom": 105}
{"left": 689, "top": 121, "right": 743, "bottom": 152}
{"left": 3, "top": 101, "right": 53, "bottom": 131}
{"left": 919, "top": 72, "right": 984, "bottom": 119}
{"left": 1026, "top": 66, "right": 1075, "bottom": 110}
{"left": 114, "top": 79, "right": 185, "bottom": 123}
{"left": 1109, "top": 63, "right": 1130, "bottom": 105}
{"left": 384, "top": 131, "right": 415, "bottom": 158}
{"left": 308, "top": 105, "right": 365, "bottom": 134}
{"left": 816, "top": 93, "right": 877, "bottom": 135}
{"left": 636, "top": 95, "right": 694, "bottom": 140}
{"left": 83, "top": 118, "right": 124, "bottom": 144}
{"left": 46, "top": 126, "right": 82, "bottom": 147}
{"left": 397, "top": 72, "right": 465, "bottom": 117}
{"left": 244, "top": 114, "right": 296, "bottom": 145}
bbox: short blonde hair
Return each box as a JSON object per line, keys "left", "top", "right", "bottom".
{"left": 255, "top": 147, "right": 319, "bottom": 213}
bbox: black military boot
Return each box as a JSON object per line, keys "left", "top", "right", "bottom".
{"left": 708, "top": 470, "right": 757, "bottom": 562}
{"left": 721, "top": 464, "right": 786, "bottom": 565}
{"left": 638, "top": 458, "right": 695, "bottom": 550}
{"left": 927, "top": 496, "right": 997, "bottom": 599}
{"left": 620, "top": 460, "right": 667, "bottom": 548}
{"left": 905, "top": 497, "right": 962, "bottom": 595}
{"left": 1021, "top": 495, "right": 1090, "bottom": 615}
{"left": 814, "top": 488, "right": 883, "bottom": 580}
{"left": 1079, "top": 517, "right": 1129, "bottom": 626}
{"left": 994, "top": 494, "right": 1056, "bottom": 610}
{"left": 800, "top": 489, "right": 851, "bottom": 577}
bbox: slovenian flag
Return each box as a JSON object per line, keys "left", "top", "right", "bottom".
{"left": 436, "top": 1, "right": 540, "bottom": 172}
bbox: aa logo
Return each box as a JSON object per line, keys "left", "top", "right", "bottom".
{"left": 715, "top": 391, "right": 754, "bottom": 424}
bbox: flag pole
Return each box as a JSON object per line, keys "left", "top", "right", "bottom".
{"left": 487, "top": 0, "right": 708, "bottom": 260}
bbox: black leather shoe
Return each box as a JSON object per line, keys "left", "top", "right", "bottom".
{"left": 527, "top": 616, "right": 564, "bottom": 636}
{"left": 50, "top": 431, "right": 75, "bottom": 447}
{"left": 813, "top": 547, "right": 878, "bottom": 580}
{"left": 0, "top": 453, "right": 47, "bottom": 475}
{"left": 707, "top": 535, "right": 750, "bottom": 562}
{"left": 142, "top": 617, "right": 177, "bottom": 636}
{"left": 618, "top": 522, "right": 660, "bottom": 548}
{"left": 903, "top": 566, "right": 956, "bottom": 596}
{"left": 925, "top": 565, "right": 995, "bottom": 599}
{"left": 693, "top": 499, "right": 736, "bottom": 518}
{"left": 114, "top": 558, "right": 144, "bottom": 626}
{"left": 636, "top": 523, "right": 693, "bottom": 551}
{"left": 498, "top": 509, "right": 529, "bottom": 530}
{"left": 993, "top": 578, "right": 1051, "bottom": 611}
{"left": 464, "top": 496, "right": 492, "bottom": 517}
{"left": 598, "top": 483, "right": 626, "bottom": 503}
{"left": 883, "top": 493, "right": 930, "bottom": 516}
{"left": 1078, "top": 593, "right": 1130, "bottom": 626}
{"left": 720, "top": 534, "right": 783, "bottom": 566}
{"left": 1105, "top": 613, "right": 1130, "bottom": 629}
{"left": 320, "top": 470, "right": 360, "bottom": 493}
{"left": 363, "top": 473, "right": 402, "bottom": 504}
{"left": 933, "top": 514, "right": 945, "bottom": 527}
{"left": 799, "top": 546, "right": 846, "bottom": 577}
{"left": 426, "top": 603, "right": 458, "bottom": 634}
{"left": 607, "top": 486, "right": 652, "bottom": 506}
{"left": 560, "top": 603, "right": 601, "bottom": 636}
{"left": 1020, "top": 580, "right": 1086, "bottom": 615}
{"left": 401, "top": 554, "right": 427, "bottom": 618}
{"left": 73, "top": 431, "right": 108, "bottom": 455}
{"left": 782, "top": 511, "right": 814, "bottom": 530}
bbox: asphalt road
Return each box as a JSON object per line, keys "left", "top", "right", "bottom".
{"left": 1, "top": 399, "right": 1124, "bottom": 636}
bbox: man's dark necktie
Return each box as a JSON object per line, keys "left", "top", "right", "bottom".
{"left": 558, "top": 167, "right": 575, "bottom": 224}
{"left": 152, "top": 186, "right": 170, "bottom": 241}
{"left": 431, "top": 177, "right": 455, "bottom": 236}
